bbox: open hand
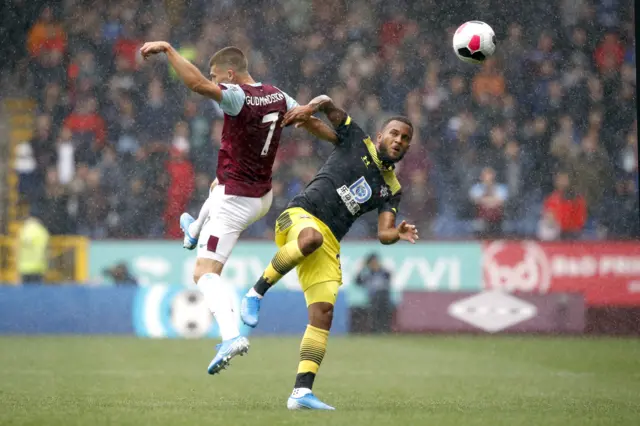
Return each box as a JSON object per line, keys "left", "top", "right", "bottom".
{"left": 282, "top": 105, "right": 315, "bottom": 128}
{"left": 140, "top": 41, "right": 170, "bottom": 60}
{"left": 398, "top": 220, "right": 419, "bottom": 244}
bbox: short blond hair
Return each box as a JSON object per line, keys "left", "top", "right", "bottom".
{"left": 208, "top": 46, "right": 248, "bottom": 73}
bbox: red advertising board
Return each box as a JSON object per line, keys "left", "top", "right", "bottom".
{"left": 482, "top": 241, "right": 640, "bottom": 306}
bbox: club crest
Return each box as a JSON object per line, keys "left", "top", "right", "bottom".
{"left": 349, "top": 177, "right": 372, "bottom": 204}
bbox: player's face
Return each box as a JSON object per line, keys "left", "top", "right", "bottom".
{"left": 376, "top": 121, "right": 412, "bottom": 163}
{"left": 210, "top": 65, "right": 235, "bottom": 84}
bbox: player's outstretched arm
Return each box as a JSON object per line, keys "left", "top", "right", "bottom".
{"left": 298, "top": 117, "right": 338, "bottom": 144}
{"left": 140, "top": 41, "right": 222, "bottom": 102}
{"left": 378, "top": 212, "right": 419, "bottom": 245}
{"left": 282, "top": 95, "right": 347, "bottom": 129}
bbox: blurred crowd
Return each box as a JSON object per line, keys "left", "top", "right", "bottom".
{"left": 6, "top": 0, "right": 638, "bottom": 240}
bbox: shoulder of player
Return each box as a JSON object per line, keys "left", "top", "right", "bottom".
{"left": 219, "top": 83, "right": 242, "bottom": 92}
{"left": 339, "top": 115, "right": 367, "bottom": 138}
{"left": 385, "top": 172, "right": 402, "bottom": 196}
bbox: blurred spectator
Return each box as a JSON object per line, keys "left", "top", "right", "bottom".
{"left": 355, "top": 253, "right": 392, "bottom": 334}
{"left": 184, "top": 98, "right": 215, "bottom": 173}
{"left": 472, "top": 58, "right": 505, "bottom": 104}
{"left": 27, "top": 5, "right": 66, "bottom": 58}
{"left": 443, "top": 74, "right": 471, "bottom": 114}
{"left": 528, "top": 32, "right": 562, "bottom": 68}
{"left": 469, "top": 167, "right": 508, "bottom": 238}
{"left": 113, "top": 22, "right": 141, "bottom": 71}
{"left": 38, "top": 168, "right": 73, "bottom": 235}
{"left": 118, "top": 178, "right": 153, "bottom": 238}
{"left": 62, "top": 97, "right": 106, "bottom": 164}
{"left": 164, "top": 138, "right": 195, "bottom": 239}
{"left": 573, "top": 134, "right": 613, "bottom": 217}
{"left": 541, "top": 171, "right": 587, "bottom": 240}
{"left": 600, "top": 175, "right": 639, "bottom": 239}
{"left": 103, "top": 262, "right": 138, "bottom": 285}
{"left": 76, "top": 170, "right": 109, "bottom": 238}
{"left": 382, "top": 60, "right": 410, "bottom": 112}
{"left": 498, "top": 24, "right": 527, "bottom": 96}
{"left": 18, "top": 210, "right": 50, "bottom": 284}
{"left": 564, "top": 26, "right": 591, "bottom": 69}
{"left": 96, "top": 146, "right": 123, "bottom": 196}
{"left": 30, "top": 49, "right": 67, "bottom": 97}
{"left": 480, "top": 124, "right": 507, "bottom": 177}
{"left": 39, "top": 82, "right": 68, "bottom": 130}
{"left": 503, "top": 140, "right": 533, "bottom": 219}
{"left": 594, "top": 32, "right": 625, "bottom": 73}
{"left": 29, "top": 114, "right": 56, "bottom": 186}
{"left": 138, "top": 78, "right": 177, "bottom": 142}
{"left": 67, "top": 50, "right": 102, "bottom": 100}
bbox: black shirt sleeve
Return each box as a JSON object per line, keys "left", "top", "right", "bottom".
{"left": 379, "top": 191, "right": 402, "bottom": 215}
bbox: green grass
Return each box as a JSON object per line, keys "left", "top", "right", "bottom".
{"left": 0, "top": 336, "right": 639, "bottom": 425}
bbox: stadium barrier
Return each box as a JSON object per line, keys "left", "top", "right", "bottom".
{"left": 1, "top": 240, "right": 639, "bottom": 335}
{"left": 0, "top": 285, "right": 348, "bottom": 336}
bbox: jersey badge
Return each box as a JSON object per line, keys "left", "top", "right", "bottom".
{"left": 380, "top": 185, "right": 389, "bottom": 198}
{"left": 349, "top": 176, "right": 372, "bottom": 204}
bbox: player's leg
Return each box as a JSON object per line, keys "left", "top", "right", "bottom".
{"left": 253, "top": 227, "right": 321, "bottom": 294}
{"left": 195, "top": 226, "right": 248, "bottom": 375}
{"left": 194, "top": 186, "right": 271, "bottom": 375}
{"left": 287, "top": 230, "right": 341, "bottom": 410}
{"left": 180, "top": 194, "right": 213, "bottom": 250}
{"left": 241, "top": 209, "right": 323, "bottom": 327}
{"left": 287, "top": 282, "right": 339, "bottom": 410}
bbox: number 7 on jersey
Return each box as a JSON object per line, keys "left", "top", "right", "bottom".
{"left": 261, "top": 112, "right": 279, "bottom": 156}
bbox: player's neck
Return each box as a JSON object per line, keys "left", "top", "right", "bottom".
{"left": 235, "top": 73, "right": 256, "bottom": 85}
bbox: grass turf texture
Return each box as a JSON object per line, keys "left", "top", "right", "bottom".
{"left": 0, "top": 336, "right": 639, "bottom": 425}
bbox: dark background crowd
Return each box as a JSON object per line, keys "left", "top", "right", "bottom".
{"left": 2, "top": 0, "right": 637, "bottom": 241}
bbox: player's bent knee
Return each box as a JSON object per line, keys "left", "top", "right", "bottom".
{"left": 193, "top": 258, "right": 224, "bottom": 283}
{"left": 298, "top": 228, "right": 323, "bottom": 256}
{"left": 308, "top": 302, "right": 334, "bottom": 331}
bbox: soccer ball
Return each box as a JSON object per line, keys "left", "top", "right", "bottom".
{"left": 453, "top": 21, "right": 496, "bottom": 64}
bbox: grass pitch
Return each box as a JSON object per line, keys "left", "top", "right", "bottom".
{"left": 0, "top": 335, "right": 639, "bottom": 425}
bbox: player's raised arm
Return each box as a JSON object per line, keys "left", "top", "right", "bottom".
{"left": 140, "top": 41, "right": 223, "bottom": 102}
{"left": 279, "top": 91, "right": 338, "bottom": 143}
{"left": 282, "top": 95, "right": 347, "bottom": 129}
{"left": 378, "top": 212, "right": 419, "bottom": 245}
{"left": 298, "top": 117, "right": 338, "bottom": 143}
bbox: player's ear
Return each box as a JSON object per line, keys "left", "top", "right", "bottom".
{"left": 376, "top": 131, "right": 383, "bottom": 143}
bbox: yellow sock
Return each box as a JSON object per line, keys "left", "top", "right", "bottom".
{"left": 294, "top": 325, "right": 330, "bottom": 390}
{"left": 263, "top": 239, "right": 305, "bottom": 285}
{"left": 253, "top": 239, "right": 306, "bottom": 296}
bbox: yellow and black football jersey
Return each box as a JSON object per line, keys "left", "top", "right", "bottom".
{"left": 288, "top": 115, "right": 402, "bottom": 241}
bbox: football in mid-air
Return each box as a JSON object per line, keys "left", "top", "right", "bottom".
{"left": 453, "top": 21, "right": 496, "bottom": 64}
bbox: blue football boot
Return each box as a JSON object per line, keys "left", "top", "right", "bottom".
{"left": 207, "top": 336, "right": 250, "bottom": 375}
{"left": 240, "top": 294, "right": 261, "bottom": 328}
{"left": 180, "top": 213, "right": 197, "bottom": 250}
{"left": 287, "top": 391, "right": 335, "bottom": 410}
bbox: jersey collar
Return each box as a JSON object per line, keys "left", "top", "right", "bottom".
{"left": 363, "top": 137, "right": 395, "bottom": 171}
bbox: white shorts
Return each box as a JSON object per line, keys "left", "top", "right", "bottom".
{"left": 197, "top": 184, "right": 272, "bottom": 263}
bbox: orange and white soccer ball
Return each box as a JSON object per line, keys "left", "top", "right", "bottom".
{"left": 453, "top": 21, "right": 496, "bottom": 64}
